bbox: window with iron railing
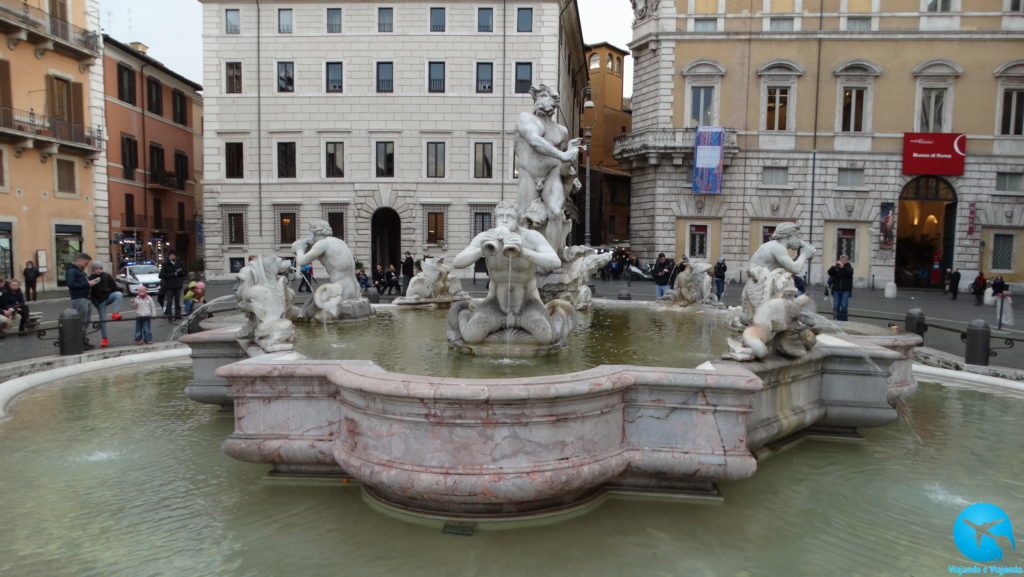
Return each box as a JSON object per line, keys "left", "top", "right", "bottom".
{"left": 277, "top": 62, "right": 294, "bottom": 93}
{"left": 225, "top": 9, "right": 240, "bottom": 34}
{"left": 428, "top": 62, "right": 445, "bottom": 93}
{"left": 278, "top": 9, "right": 293, "bottom": 33}
{"left": 515, "top": 62, "right": 532, "bottom": 93}
{"left": 426, "top": 142, "right": 445, "bottom": 178}
{"left": 227, "top": 212, "right": 245, "bottom": 244}
{"left": 430, "top": 7, "right": 445, "bottom": 31}
{"left": 478, "top": 7, "right": 493, "bottom": 31}
{"left": 476, "top": 62, "right": 493, "bottom": 93}
{"left": 377, "top": 62, "right": 394, "bottom": 93}
{"left": 326, "top": 8, "right": 342, "bottom": 33}
{"left": 378, "top": 7, "right": 393, "bottom": 32}
{"left": 376, "top": 141, "right": 395, "bottom": 177}
{"left": 326, "top": 62, "right": 343, "bottom": 93}
{"left": 226, "top": 62, "right": 242, "bottom": 94}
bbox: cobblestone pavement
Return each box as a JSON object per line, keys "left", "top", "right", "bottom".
{"left": 2, "top": 277, "right": 1018, "bottom": 366}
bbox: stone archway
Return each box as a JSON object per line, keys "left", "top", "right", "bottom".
{"left": 896, "top": 176, "right": 957, "bottom": 288}
{"left": 370, "top": 207, "right": 401, "bottom": 272}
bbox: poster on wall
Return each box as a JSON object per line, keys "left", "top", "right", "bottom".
{"left": 692, "top": 126, "right": 725, "bottom": 194}
{"left": 879, "top": 202, "right": 895, "bottom": 250}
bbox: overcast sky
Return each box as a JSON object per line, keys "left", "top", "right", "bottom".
{"left": 99, "top": 0, "right": 634, "bottom": 94}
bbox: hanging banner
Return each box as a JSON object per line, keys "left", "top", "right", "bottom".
{"left": 967, "top": 202, "right": 976, "bottom": 236}
{"left": 692, "top": 126, "right": 725, "bottom": 194}
{"left": 879, "top": 202, "right": 895, "bottom": 250}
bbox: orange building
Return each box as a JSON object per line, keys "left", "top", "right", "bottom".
{"left": 576, "top": 42, "right": 632, "bottom": 247}
{"left": 103, "top": 36, "right": 202, "bottom": 272}
{"left": 1, "top": 0, "right": 104, "bottom": 289}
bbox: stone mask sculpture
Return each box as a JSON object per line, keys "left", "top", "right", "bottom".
{"left": 292, "top": 219, "right": 374, "bottom": 322}
{"left": 234, "top": 255, "right": 298, "bottom": 353}
{"left": 447, "top": 200, "right": 574, "bottom": 356}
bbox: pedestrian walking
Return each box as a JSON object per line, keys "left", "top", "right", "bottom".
{"left": 971, "top": 272, "right": 987, "bottom": 306}
{"left": 653, "top": 253, "right": 673, "bottom": 298}
{"left": 158, "top": 251, "right": 187, "bottom": 319}
{"left": 89, "top": 262, "right": 123, "bottom": 348}
{"left": 949, "top": 268, "right": 962, "bottom": 300}
{"left": 22, "top": 260, "right": 40, "bottom": 302}
{"left": 132, "top": 285, "right": 159, "bottom": 344}
{"left": 827, "top": 255, "right": 854, "bottom": 321}
{"left": 401, "top": 251, "right": 415, "bottom": 296}
{"left": 713, "top": 258, "right": 727, "bottom": 301}
{"left": 297, "top": 263, "right": 315, "bottom": 293}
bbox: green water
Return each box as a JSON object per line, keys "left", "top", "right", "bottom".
{"left": 1, "top": 364, "right": 1022, "bottom": 576}
{"left": 294, "top": 303, "right": 733, "bottom": 377}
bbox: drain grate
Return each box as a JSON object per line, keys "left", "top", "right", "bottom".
{"left": 441, "top": 521, "right": 476, "bottom": 536}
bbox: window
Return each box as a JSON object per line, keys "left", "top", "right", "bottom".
{"left": 323, "top": 205, "right": 346, "bottom": 239}
{"left": 515, "top": 62, "right": 532, "bottom": 93}
{"left": 517, "top": 8, "right": 533, "bottom": 32}
{"left": 225, "top": 9, "right": 240, "bottom": 34}
{"left": 326, "top": 62, "right": 343, "bottom": 93}
{"left": 993, "top": 234, "right": 1014, "bottom": 270}
{"left": 430, "top": 7, "right": 445, "bottom": 31}
{"left": 376, "top": 142, "right": 395, "bottom": 177}
{"left": 377, "top": 62, "right": 394, "bottom": 93}
{"left": 277, "top": 62, "right": 294, "bottom": 93}
{"left": 1012, "top": 0, "right": 1023, "bottom": 11}
{"left": 428, "top": 62, "right": 445, "bottom": 93}
{"left": 174, "top": 151, "right": 188, "bottom": 187}
{"left": 761, "top": 225, "right": 777, "bottom": 245}
{"left": 153, "top": 198, "right": 162, "bottom": 227}
{"left": 837, "top": 228, "right": 856, "bottom": 262}
{"left": 691, "top": 86, "right": 714, "bottom": 126}
{"left": 846, "top": 16, "right": 871, "bottom": 31}
{"left": 226, "top": 142, "right": 243, "bottom": 179}
{"left": 117, "top": 64, "right": 136, "bottom": 104}
{"left": 478, "top": 7, "right": 493, "bottom": 32}
{"left": 689, "top": 225, "right": 708, "bottom": 259}
{"left": 121, "top": 135, "right": 138, "bottom": 181}
{"left": 427, "top": 211, "right": 445, "bottom": 243}
{"left": 920, "top": 87, "right": 947, "bottom": 132}
{"left": 277, "top": 142, "right": 296, "bottom": 178}
{"left": 56, "top": 158, "right": 76, "bottom": 193}
{"left": 150, "top": 143, "right": 164, "bottom": 175}
{"left": 326, "top": 142, "right": 344, "bottom": 177}
{"left": 278, "top": 9, "right": 293, "bottom": 33}
{"left": 378, "top": 7, "right": 393, "bottom": 32}
{"left": 1001, "top": 88, "right": 1024, "bottom": 135}
{"left": 172, "top": 90, "right": 188, "bottom": 125}
{"left": 762, "top": 167, "right": 788, "bottom": 185}
{"left": 227, "top": 212, "right": 245, "bottom": 244}
{"left": 476, "top": 62, "right": 493, "bottom": 93}
{"left": 838, "top": 168, "right": 864, "bottom": 187}
{"left": 766, "top": 87, "right": 789, "bottom": 131}
{"left": 926, "top": 0, "right": 951, "bottom": 12}
{"left": 996, "top": 172, "right": 1022, "bottom": 192}
{"left": 426, "top": 142, "right": 445, "bottom": 178}
{"left": 326, "top": 8, "right": 342, "bottom": 33}
{"left": 472, "top": 211, "right": 493, "bottom": 236}
{"left": 769, "top": 17, "right": 794, "bottom": 31}
{"left": 279, "top": 211, "right": 297, "bottom": 244}
{"left": 841, "top": 87, "right": 866, "bottom": 132}
{"left": 589, "top": 54, "right": 601, "bottom": 69}
{"left": 124, "top": 194, "right": 135, "bottom": 227}
{"left": 178, "top": 202, "right": 186, "bottom": 232}
{"left": 226, "top": 62, "right": 242, "bottom": 94}
{"left": 147, "top": 77, "right": 163, "bottom": 115}
{"left": 474, "top": 143, "right": 493, "bottom": 178}
{"left": 694, "top": 18, "right": 717, "bottom": 31}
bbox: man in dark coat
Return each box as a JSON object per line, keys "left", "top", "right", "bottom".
{"left": 949, "top": 268, "right": 962, "bottom": 300}
{"left": 66, "top": 253, "right": 98, "bottom": 326}
{"left": 89, "top": 262, "right": 123, "bottom": 347}
{"left": 0, "top": 279, "right": 30, "bottom": 334}
{"left": 653, "top": 253, "right": 674, "bottom": 298}
{"left": 23, "top": 260, "right": 40, "bottom": 302}
{"left": 159, "top": 251, "right": 187, "bottom": 319}
{"left": 400, "top": 251, "right": 415, "bottom": 296}
{"left": 827, "top": 255, "right": 854, "bottom": 321}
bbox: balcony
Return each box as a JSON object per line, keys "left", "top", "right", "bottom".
{"left": 148, "top": 170, "right": 182, "bottom": 191}
{"left": 0, "top": 105, "right": 102, "bottom": 157}
{"left": 120, "top": 214, "right": 149, "bottom": 229}
{"left": 0, "top": 0, "right": 100, "bottom": 62}
{"left": 613, "top": 128, "right": 740, "bottom": 168}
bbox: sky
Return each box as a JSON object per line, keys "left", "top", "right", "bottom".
{"left": 98, "top": 0, "right": 634, "bottom": 95}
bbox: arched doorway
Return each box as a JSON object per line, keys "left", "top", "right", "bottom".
{"left": 896, "top": 176, "right": 957, "bottom": 288}
{"left": 370, "top": 208, "right": 401, "bottom": 271}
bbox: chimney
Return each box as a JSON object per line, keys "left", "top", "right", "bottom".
{"left": 129, "top": 42, "right": 149, "bottom": 55}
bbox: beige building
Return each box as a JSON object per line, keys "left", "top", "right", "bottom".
{"left": 1, "top": 0, "right": 106, "bottom": 288}
{"left": 616, "top": 0, "right": 1024, "bottom": 287}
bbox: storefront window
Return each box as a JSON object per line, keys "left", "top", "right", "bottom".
{"left": 55, "top": 226, "right": 83, "bottom": 287}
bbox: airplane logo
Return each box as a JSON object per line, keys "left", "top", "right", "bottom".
{"left": 954, "top": 503, "right": 1017, "bottom": 563}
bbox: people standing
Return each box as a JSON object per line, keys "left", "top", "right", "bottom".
{"left": 22, "top": 260, "right": 40, "bottom": 302}
{"left": 713, "top": 258, "right": 727, "bottom": 302}
{"left": 991, "top": 275, "right": 1009, "bottom": 296}
{"left": 653, "top": 253, "right": 673, "bottom": 298}
{"left": 158, "top": 251, "right": 187, "bottom": 319}
{"left": 401, "top": 251, "right": 415, "bottom": 296}
{"left": 972, "top": 272, "right": 987, "bottom": 306}
{"left": 827, "top": 254, "right": 854, "bottom": 322}
{"left": 132, "top": 285, "right": 158, "bottom": 345}
{"left": 949, "top": 268, "right": 962, "bottom": 300}
{"left": 0, "top": 280, "right": 30, "bottom": 334}
{"left": 66, "top": 253, "right": 99, "bottom": 329}
{"left": 89, "top": 262, "right": 123, "bottom": 348}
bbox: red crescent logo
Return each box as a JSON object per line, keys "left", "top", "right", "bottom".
{"left": 953, "top": 134, "right": 966, "bottom": 157}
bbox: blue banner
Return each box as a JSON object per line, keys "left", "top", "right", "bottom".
{"left": 692, "top": 126, "right": 725, "bottom": 194}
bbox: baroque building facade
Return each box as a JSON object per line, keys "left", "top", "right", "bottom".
{"left": 0, "top": 0, "right": 105, "bottom": 288}
{"left": 200, "top": 0, "right": 587, "bottom": 279}
{"left": 616, "top": 0, "right": 1024, "bottom": 287}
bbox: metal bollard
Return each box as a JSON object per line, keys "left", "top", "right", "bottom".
{"left": 964, "top": 319, "right": 991, "bottom": 366}
{"left": 905, "top": 308, "right": 928, "bottom": 337}
{"left": 59, "top": 308, "right": 84, "bottom": 356}
{"left": 617, "top": 290, "right": 632, "bottom": 301}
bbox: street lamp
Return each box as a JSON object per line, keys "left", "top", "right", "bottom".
{"left": 583, "top": 100, "right": 595, "bottom": 247}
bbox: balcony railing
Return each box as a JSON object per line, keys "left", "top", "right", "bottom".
{"left": 378, "top": 22, "right": 393, "bottom": 32}
{"left": 0, "top": 105, "right": 101, "bottom": 150}
{"left": 149, "top": 170, "right": 181, "bottom": 191}
{"left": 0, "top": 0, "right": 100, "bottom": 57}
{"left": 613, "top": 128, "right": 740, "bottom": 164}
{"left": 377, "top": 79, "right": 393, "bottom": 93}
{"left": 428, "top": 79, "right": 445, "bottom": 93}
